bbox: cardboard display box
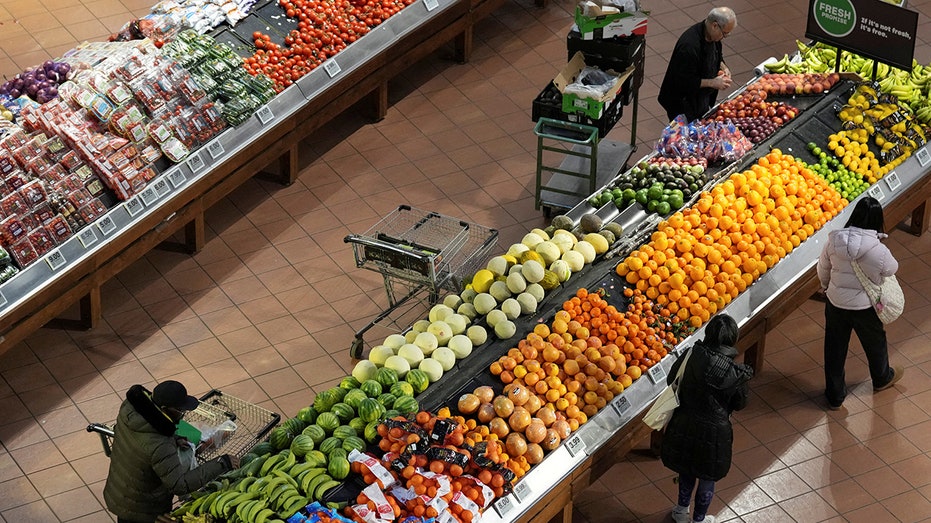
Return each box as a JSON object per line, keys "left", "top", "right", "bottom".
{"left": 574, "top": 5, "right": 648, "bottom": 40}
{"left": 555, "top": 51, "right": 634, "bottom": 120}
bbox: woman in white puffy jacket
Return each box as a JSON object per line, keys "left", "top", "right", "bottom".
{"left": 817, "top": 196, "right": 902, "bottom": 411}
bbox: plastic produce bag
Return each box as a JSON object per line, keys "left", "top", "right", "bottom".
{"left": 563, "top": 67, "right": 619, "bottom": 100}
{"left": 194, "top": 419, "right": 237, "bottom": 453}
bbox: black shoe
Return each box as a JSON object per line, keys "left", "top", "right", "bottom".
{"left": 827, "top": 401, "right": 843, "bottom": 411}
{"left": 874, "top": 366, "right": 904, "bottom": 392}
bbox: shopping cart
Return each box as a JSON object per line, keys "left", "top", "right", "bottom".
{"left": 344, "top": 205, "right": 498, "bottom": 359}
{"left": 87, "top": 389, "right": 280, "bottom": 465}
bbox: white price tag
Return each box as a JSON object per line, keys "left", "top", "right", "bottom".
{"left": 493, "top": 495, "right": 516, "bottom": 518}
{"left": 168, "top": 169, "right": 187, "bottom": 188}
{"left": 512, "top": 481, "right": 532, "bottom": 503}
{"left": 124, "top": 196, "right": 144, "bottom": 217}
{"left": 78, "top": 228, "right": 98, "bottom": 248}
{"left": 140, "top": 186, "right": 159, "bottom": 206}
{"left": 0, "top": 290, "right": 6, "bottom": 308}
{"left": 323, "top": 59, "right": 341, "bottom": 78}
{"left": 153, "top": 179, "right": 170, "bottom": 197}
{"left": 868, "top": 184, "right": 885, "bottom": 202}
{"left": 45, "top": 249, "right": 66, "bottom": 271}
{"left": 187, "top": 153, "right": 205, "bottom": 174}
{"left": 648, "top": 363, "right": 667, "bottom": 384}
{"left": 97, "top": 216, "right": 116, "bottom": 236}
{"left": 565, "top": 433, "right": 586, "bottom": 457}
{"left": 612, "top": 395, "right": 632, "bottom": 417}
{"left": 424, "top": 0, "right": 439, "bottom": 10}
{"left": 884, "top": 171, "right": 901, "bottom": 192}
{"left": 256, "top": 105, "right": 274, "bottom": 124}
{"left": 917, "top": 147, "right": 931, "bottom": 167}
{"left": 207, "top": 140, "right": 225, "bottom": 159}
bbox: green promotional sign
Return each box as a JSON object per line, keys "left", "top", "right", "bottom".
{"left": 812, "top": 0, "right": 857, "bottom": 37}
{"left": 805, "top": 0, "right": 918, "bottom": 70}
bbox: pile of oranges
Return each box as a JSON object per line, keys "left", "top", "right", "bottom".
{"left": 618, "top": 150, "right": 846, "bottom": 328}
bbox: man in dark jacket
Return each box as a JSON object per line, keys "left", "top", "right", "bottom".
{"left": 661, "top": 314, "right": 752, "bottom": 523}
{"left": 104, "top": 381, "right": 237, "bottom": 523}
{"left": 658, "top": 7, "right": 737, "bottom": 122}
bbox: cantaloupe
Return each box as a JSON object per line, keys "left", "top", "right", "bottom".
{"left": 467, "top": 325, "right": 487, "bottom": 346}
{"left": 489, "top": 281, "right": 511, "bottom": 302}
{"left": 369, "top": 345, "right": 395, "bottom": 366}
{"left": 414, "top": 332, "right": 438, "bottom": 355}
{"left": 473, "top": 293, "right": 497, "bottom": 315}
{"left": 535, "top": 241, "right": 561, "bottom": 265}
{"left": 521, "top": 260, "right": 545, "bottom": 283}
{"left": 506, "top": 272, "right": 527, "bottom": 294}
{"left": 486, "top": 309, "right": 508, "bottom": 328}
{"left": 501, "top": 298, "right": 521, "bottom": 320}
{"left": 429, "top": 304, "right": 453, "bottom": 322}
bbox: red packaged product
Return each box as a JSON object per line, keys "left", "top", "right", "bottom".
{"left": 138, "top": 166, "right": 157, "bottom": 182}
{"left": 84, "top": 175, "right": 107, "bottom": 197}
{"left": 59, "top": 150, "right": 83, "bottom": 171}
{"left": 72, "top": 164, "right": 94, "bottom": 182}
{"left": 19, "top": 180, "right": 48, "bottom": 206}
{"left": 28, "top": 227, "right": 55, "bottom": 255}
{"left": 39, "top": 164, "right": 67, "bottom": 183}
{"left": 9, "top": 236, "right": 38, "bottom": 267}
{"left": 0, "top": 215, "right": 28, "bottom": 244}
{"left": 0, "top": 180, "right": 11, "bottom": 198}
{"left": 32, "top": 202, "right": 55, "bottom": 224}
{"left": 4, "top": 170, "right": 30, "bottom": 191}
{"left": 45, "top": 215, "right": 73, "bottom": 243}
{"left": 0, "top": 156, "right": 17, "bottom": 176}
{"left": 19, "top": 211, "right": 39, "bottom": 231}
{"left": 1, "top": 191, "right": 30, "bottom": 217}
{"left": 67, "top": 188, "right": 93, "bottom": 208}
{"left": 24, "top": 156, "right": 52, "bottom": 177}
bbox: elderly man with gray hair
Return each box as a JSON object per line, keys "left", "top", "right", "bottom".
{"left": 658, "top": 7, "right": 737, "bottom": 122}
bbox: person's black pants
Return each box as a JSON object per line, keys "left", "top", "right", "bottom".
{"left": 823, "top": 301, "right": 893, "bottom": 405}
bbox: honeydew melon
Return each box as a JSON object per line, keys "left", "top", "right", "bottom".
{"left": 457, "top": 302, "right": 477, "bottom": 320}
{"left": 352, "top": 360, "right": 378, "bottom": 382}
{"left": 521, "top": 232, "right": 545, "bottom": 249}
{"left": 432, "top": 347, "right": 456, "bottom": 371}
{"left": 530, "top": 228, "right": 550, "bottom": 241}
{"left": 550, "top": 234, "right": 574, "bottom": 254}
{"left": 414, "top": 332, "right": 438, "bottom": 355}
{"left": 398, "top": 344, "right": 425, "bottom": 367}
{"left": 419, "top": 358, "right": 444, "bottom": 382}
{"left": 549, "top": 260, "right": 571, "bottom": 282}
{"left": 561, "top": 250, "right": 585, "bottom": 272}
{"left": 412, "top": 320, "right": 431, "bottom": 333}
{"left": 368, "top": 345, "right": 395, "bottom": 366}
{"left": 443, "top": 294, "right": 463, "bottom": 310}
{"left": 383, "top": 334, "right": 407, "bottom": 351}
{"left": 489, "top": 281, "right": 511, "bottom": 302}
{"left": 506, "top": 243, "right": 530, "bottom": 258}
{"left": 467, "top": 325, "right": 488, "bottom": 346}
{"left": 429, "top": 304, "right": 453, "bottom": 322}
{"left": 501, "top": 298, "right": 521, "bottom": 320}
{"left": 460, "top": 288, "right": 477, "bottom": 304}
{"left": 427, "top": 321, "right": 453, "bottom": 346}
{"left": 448, "top": 334, "right": 473, "bottom": 359}
{"left": 526, "top": 283, "right": 545, "bottom": 303}
{"left": 486, "top": 309, "right": 508, "bottom": 328}
{"left": 535, "top": 241, "right": 561, "bottom": 265}
{"left": 521, "top": 260, "right": 545, "bottom": 284}
{"left": 573, "top": 241, "right": 597, "bottom": 264}
{"left": 517, "top": 292, "right": 538, "bottom": 315}
{"left": 486, "top": 256, "right": 511, "bottom": 277}
{"left": 495, "top": 320, "right": 517, "bottom": 339}
{"left": 473, "top": 293, "right": 498, "bottom": 315}
{"left": 445, "top": 314, "right": 468, "bottom": 335}
{"left": 506, "top": 272, "right": 527, "bottom": 294}
{"left": 384, "top": 355, "right": 411, "bottom": 378}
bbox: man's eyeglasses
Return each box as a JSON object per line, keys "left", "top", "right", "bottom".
{"left": 715, "top": 21, "right": 732, "bottom": 37}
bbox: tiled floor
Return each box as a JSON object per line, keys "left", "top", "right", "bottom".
{"left": 2, "top": 0, "right": 931, "bottom": 521}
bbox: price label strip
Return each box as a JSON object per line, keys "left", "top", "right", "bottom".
{"left": 140, "top": 186, "right": 159, "bottom": 206}
{"left": 168, "top": 170, "right": 187, "bottom": 188}
{"left": 565, "top": 433, "right": 587, "bottom": 457}
{"left": 884, "top": 171, "right": 901, "bottom": 193}
{"left": 0, "top": 290, "right": 6, "bottom": 308}
{"left": 78, "top": 228, "right": 98, "bottom": 248}
{"left": 207, "top": 140, "right": 225, "bottom": 159}
{"left": 493, "top": 495, "right": 516, "bottom": 518}
{"left": 187, "top": 152, "right": 205, "bottom": 174}
{"left": 153, "top": 179, "right": 170, "bottom": 198}
{"left": 323, "top": 59, "right": 341, "bottom": 78}
{"left": 45, "top": 249, "right": 66, "bottom": 271}
{"left": 648, "top": 363, "right": 667, "bottom": 384}
{"left": 124, "top": 196, "right": 144, "bottom": 217}
{"left": 424, "top": 0, "right": 439, "bottom": 11}
{"left": 512, "top": 481, "right": 533, "bottom": 503}
{"left": 612, "top": 395, "right": 632, "bottom": 418}
{"left": 97, "top": 216, "right": 116, "bottom": 236}
{"left": 868, "top": 184, "right": 885, "bottom": 202}
{"left": 917, "top": 147, "right": 931, "bottom": 167}
{"left": 256, "top": 105, "right": 275, "bottom": 125}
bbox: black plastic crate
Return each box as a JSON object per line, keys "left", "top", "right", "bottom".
{"left": 567, "top": 31, "right": 645, "bottom": 66}
{"left": 531, "top": 82, "right": 625, "bottom": 138}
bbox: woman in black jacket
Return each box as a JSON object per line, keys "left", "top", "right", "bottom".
{"left": 662, "top": 314, "right": 753, "bottom": 523}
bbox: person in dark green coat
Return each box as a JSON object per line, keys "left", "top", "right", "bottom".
{"left": 103, "top": 381, "right": 237, "bottom": 523}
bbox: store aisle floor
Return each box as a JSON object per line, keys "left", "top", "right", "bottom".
{"left": 1, "top": 0, "right": 931, "bottom": 521}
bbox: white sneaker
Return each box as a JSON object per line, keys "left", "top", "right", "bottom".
{"left": 670, "top": 505, "right": 690, "bottom": 523}
{"left": 693, "top": 516, "right": 715, "bottom": 523}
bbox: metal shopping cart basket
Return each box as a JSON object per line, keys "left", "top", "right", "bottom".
{"left": 344, "top": 205, "right": 498, "bottom": 359}
{"left": 87, "top": 389, "right": 280, "bottom": 464}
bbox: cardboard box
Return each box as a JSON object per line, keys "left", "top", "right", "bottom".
{"left": 555, "top": 51, "right": 634, "bottom": 120}
{"left": 574, "top": 5, "right": 648, "bottom": 40}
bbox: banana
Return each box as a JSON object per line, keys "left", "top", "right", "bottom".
{"left": 259, "top": 454, "right": 283, "bottom": 477}
{"left": 278, "top": 450, "right": 297, "bottom": 472}
{"left": 237, "top": 477, "right": 257, "bottom": 493}
{"left": 242, "top": 454, "right": 269, "bottom": 477}
{"left": 271, "top": 468, "right": 299, "bottom": 489}
{"left": 299, "top": 468, "right": 327, "bottom": 494}
{"left": 314, "top": 479, "right": 341, "bottom": 500}
{"left": 246, "top": 499, "right": 269, "bottom": 522}
{"left": 275, "top": 491, "right": 303, "bottom": 512}
{"left": 282, "top": 495, "right": 309, "bottom": 518}
{"left": 304, "top": 473, "right": 331, "bottom": 500}
{"left": 213, "top": 490, "right": 240, "bottom": 518}
{"left": 263, "top": 476, "right": 291, "bottom": 496}
{"left": 254, "top": 508, "right": 276, "bottom": 523}
{"left": 268, "top": 484, "right": 296, "bottom": 508}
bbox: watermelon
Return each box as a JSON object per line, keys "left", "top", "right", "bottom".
{"left": 316, "top": 412, "right": 340, "bottom": 434}
{"left": 390, "top": 382, "right": 415, "bottom": 398}
{"left": 313, "top": 389, "right": 338, "bottom": 412}
{"left": 283, "top": 417, "right": 307, "bottom": 435}
{"left": 341, "top": 436, "right": 365, "bottom": 454}
{"left": 297, "top": 406, "right": 318, "bottom": 424}
{"left": 359, "top": 398, "right": 386, "bottom": 423}
{"left": 333, "top": 425, "right": 357, "bottom": 440}
{"left": 360, "top": 380, "right": 382, "bottom": 398}
{"left": 240, "top": 452, "right": 259, "bottom": 467}
{"left": 405, "top": 369, "right": 429, "bottom": 394}
{"left": 364, "top": 421, "right": 380, "bottom": 443}
{"left": 393, "top": 396, "right": 419, "bottom": 416}
{"left": 269, "top": 427, "right": 294, "bottom": 450}
{"left": 330, "top": 387, "right": 349, "bottom": 402}
{"left": 328, "top": 455, "right": 350, "bottom": 480}
{"left": 302, "top": 424, "right": 326, "bottom": 444}
{"left": 328, "top": 448, "right": 348, "bottom": 461}
{"left": 290, "top": 434, "right": 315, "bottom": 457}
{"left": 377, "top": 393, "right": 397, "bottom": 408}
{"left": 384, "top": 409, "right": 400, "bottom": 419}
{"left": 375, "top": 367, "right": 399, "bottom": 388}
{"left": 252, "top": 441, "right": 275, "bottom": 456}
{"left": 344, "top": 389, "right": 368, "bottom": 409}
{"left": 305, "top": 450, "right": 327, "bottom": 467}
{"left": 319, "top": 436, "right": 342, "bottom": 455}
{"left": 348, "top": 417, "right": 367, "bottom": 434}
{"left": 331, "top": 402, "right": 355, "bottom": 423}
{"left": 340, "top": 376, "right": 361, "bottom": 389}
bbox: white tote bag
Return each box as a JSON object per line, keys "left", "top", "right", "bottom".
{"left": 642, "top": 349, "right": 692, "bottom": 430}
{"left": 851, "top": 260, "right": 905, "bottom": 324}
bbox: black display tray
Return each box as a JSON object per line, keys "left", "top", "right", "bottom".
{"left": 254, "top": 1, "right": 300, "bottom": 38}
{"left": 230, "top": 12, "right": 289, "bottom": 47}
{"left": 212, "top": 28, "right": 256, "bottom": 58}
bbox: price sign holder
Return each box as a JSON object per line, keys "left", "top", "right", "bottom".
{"left": 169, "top": 170, "right": 187, "bottom": 188}
{"left": 45, "top": 249, "right": 66, "bottom": 271}
{"left": 424, "top": 0, "right": 439, "bottom": 10}
{"left": 125, "top": 196, "right": 144, "bottom": 217}
{"left": 323, "top": 59, "right": 341, "bottom": 78}
{"left": 493, "top": 495, "right": 516, "bottom": 518}
{"left": 647, "top": 363, "right": 667, "bottom": 384}
{"left": 917, "top": 147, "right": 931, "bottom": 167}
{"left": 97, "top": 216, "right": 117, "bottom": 236}
{"left": 187, "top": 153, "right": 205, "bottom": 174}
{"left": 0, "top": 290, "right": 6, "bottom": 308}
{"left": 868, "top": 184, "right": 885, "bottom": 202}
{"left": 565, "top": 433, "right": 587, "bottom": 457}
{"left": 512, "top": 481, "right": 532, "bottom": 503}
{"left": 207, "top": 140, "right": 225, "bottom": 159}
{"left": 153, "top": 179, "right": 171, "bottom": 198}
{"left": 140, "top": 187, "right": 159, "bottom": 206}
{"left": 256, "top": 105, "right": 275, "bottom": 125}
{"left": 612, "top": 395, "right": 632, "bottom": 418}
{"left": 78, "top": 228, "right": 98, "bottom": 248}
{"left": 884, "top": 171, "right": 901, "bottom": 193}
